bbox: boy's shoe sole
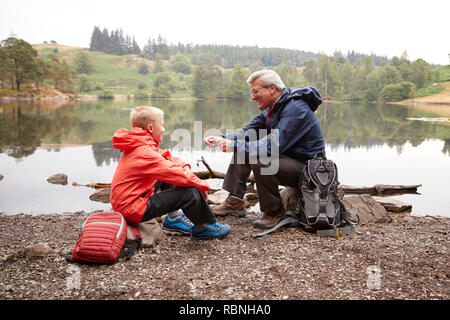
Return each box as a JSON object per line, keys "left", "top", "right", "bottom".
{"left": 191, "top": 233, "right": 228, "bottom": 240}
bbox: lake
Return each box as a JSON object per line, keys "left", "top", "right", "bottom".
{"left": 0, "top": 99, "right": 449, "bottom": 217}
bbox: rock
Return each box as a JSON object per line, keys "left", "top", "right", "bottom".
{"left": 207, "top": 189, "right": 229, "bottom": 205}
{"left": 244, "top": 193, "right": 258, "bottom": 201}
{"left": 25, "top": 243, "right": 55, "bottom": 257}
{"left": 341, "top": 194, "right": 391, "bottom": 225}
{"left": 0, "top": 174, "right": 3, "bottom": 181}
{"left": 372, "top": 196, "right": 412, "bottom": 213}
{"left": 280, "top": 187, "right": 301, "bottom": 211}
{"left": 47, "top": 173, "right": 68, "bottom": 185}
{"left": 89, "top": 187, "right": 111, "bottom": 203}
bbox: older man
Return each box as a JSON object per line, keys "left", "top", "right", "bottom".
{"left": 205, "top": 69, "right": 325, "bottom": 229}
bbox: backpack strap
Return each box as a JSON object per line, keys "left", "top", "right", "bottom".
{"left": 251, "top": 212, "right": 299, "bottom": 239}
{"left": 119, "top": 235, "right": 142, "bottom": 261}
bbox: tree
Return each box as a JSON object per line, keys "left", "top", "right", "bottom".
{"left": 0, "top": 46, "right": 13, "bottom": 88}
{"left": 226, "top": 64, "right": 248, "bottom": 99}
{"left": 317, "top": 54, "right": 338, "bottom": 96}
{"left": 153, "top": 54, "right": 165, "bottom": 73}
{"left": 363, "top": 56, "right": 374, "bottom": 76}
{"left": 412, "top": 59, "right": 429, "bottom": 89}
{"left": 379, "top": 65, "right": 402, "bottom": 88}
{"left": 89, "top": 26, "right": 103, "bottom": 52}
{"left": 131, "top": 36, "right": 141, "bottom": 55}
{"left": 1, "top": 37, "right": 38, "bottom": 90}
{"left": 34, "top": 57, "right": 48, "bottom": 90}
{"left": 153, "top": 72, "right": 171, "bottom": 87}
{"left": 74, "top": 50, "right": 93, "bottom": 74}
{"left": 171, "top": 53, "right": 192, "bottom": 74}
{"left": 379, "top": 81, "right": 415, "bottom": 101}
{"left": 78, "top": 74, "right": 93, "bottom": 92}
{"left": 303, "top": 59, "right": 318, "bottom": 84}
{"left": 275, "top": 60, "right": 298, "bottom": 87}
{"left": 46, "top": 54, "right": 75, "bottom": 93}
{"left": 138, "top": 62, "right": 149, "bottom": 74}
{"left": 191, "top": 58, "right": 223, "bottom": 98}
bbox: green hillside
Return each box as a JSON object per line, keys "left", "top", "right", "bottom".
{"left": 33, "top": 43, "right": 196, "bottom": 98}
{"left": 2, "top": 40, "right": 445, "bottom": 102}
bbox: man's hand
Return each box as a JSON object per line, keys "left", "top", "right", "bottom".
{"left": 204, "top": 136, "right": 232, "bottom": 152}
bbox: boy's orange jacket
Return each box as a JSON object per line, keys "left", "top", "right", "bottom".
{"left": 110, "top": 127, "right": 210, "bottom": 224}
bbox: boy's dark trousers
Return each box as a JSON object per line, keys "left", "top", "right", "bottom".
{"left": 141, "top": 181, "right": 216, "bottom": 226}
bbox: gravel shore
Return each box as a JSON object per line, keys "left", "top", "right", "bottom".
{"left": 0, "top": 211, "right": 448, "bottom": 300}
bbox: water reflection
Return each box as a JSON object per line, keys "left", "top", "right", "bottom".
{"left": 0, "top": 99, "right": 449, "bottom": 216}
{"left": 0, "top": 99, "right": 449, "bottom": 164}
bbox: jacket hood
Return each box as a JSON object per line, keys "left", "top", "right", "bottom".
{"left": 275, "top": 86, "right": 322, "bottom": 112}
{"left": 112, "top": 127, "right": 157, "bottom": 151}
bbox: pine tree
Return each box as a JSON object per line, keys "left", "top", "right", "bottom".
{"left": 89, "top": 26, "right": 102, "bottom": 52}
{"left": 131, "top": 37, "right": 141, "bottom": 55}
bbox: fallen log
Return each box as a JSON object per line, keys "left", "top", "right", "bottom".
{"left": 340, "top": 184, "right": 422, "bottom": 196}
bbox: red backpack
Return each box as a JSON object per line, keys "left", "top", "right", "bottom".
{"left": 63, "top": 211, "right": 141, "bottom": 264}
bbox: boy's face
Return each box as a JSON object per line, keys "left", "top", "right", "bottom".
{"left": 147, "top": 115, "right": 165, "bottom": 143}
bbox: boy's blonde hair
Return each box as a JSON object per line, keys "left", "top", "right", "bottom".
{"left": 130, "top": 106, "right": 164, "bottom": 129}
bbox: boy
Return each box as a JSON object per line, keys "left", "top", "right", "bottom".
{"left": 110, "top": 106, "right": 231, "bottom": 239}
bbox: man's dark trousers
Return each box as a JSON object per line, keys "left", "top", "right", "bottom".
{"left": 222, "top": 154, "right": 304, "bottom": 213}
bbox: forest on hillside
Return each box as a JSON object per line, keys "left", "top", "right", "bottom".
{"left": 0, "top": 26, "right": 447, "bottom": 102}
{"left": 87, "top": 27, "right": 446, "bottom": 101}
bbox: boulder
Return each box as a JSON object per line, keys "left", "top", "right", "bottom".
{"left": 207, "top": 189, "right": 229, "bottom": 205}
{"left": 25, "top": 243, "right": 55, "bottom": 257}
{"left": 280, "top": 187, "right": 301, "bottom": 211}
{"left": 372, "top": 196, "right": 412, "bottom": 213}
{"left": 341, "top": 194, "right": 391, "bottom": 225}
{"left": 0, "top": 174, "right": 3, "bottom": 181}
{"left": 89, "top": 187, "right": 111, "bottom": 203}
{"left": 279, "top": 188, "right": 392, "bottom": 225}
{"left": 47, "top": 173, "right": 68, "bottom": 185}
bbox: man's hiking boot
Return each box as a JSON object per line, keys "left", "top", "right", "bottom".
{"left": 162, "top": 212, "right": 193, "bottom": 235}
{"left": 212, "top": 195, "right": 246, "bottom": 217}
{"left": 191, "top": 222, "right": 232, "bottom": 239}
{"left": 253, "top": 206, "right": 285, "bottom": 229}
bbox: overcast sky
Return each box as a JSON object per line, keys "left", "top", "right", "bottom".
{"left": 1, "top": 0, "right": 449, "bottom": 65}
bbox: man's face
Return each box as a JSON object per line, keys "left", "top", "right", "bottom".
{"left": 148, "top": 116, "right": 165, "bottom": 143}
{"left": 250, "top": 78, "right": 276, "bottom": 110}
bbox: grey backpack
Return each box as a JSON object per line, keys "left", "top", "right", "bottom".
{"left": 252, "top": 153, "right": 359, "bottom": 238}
{"left": 297, "top": 153, "right": 344, "bottom": 230}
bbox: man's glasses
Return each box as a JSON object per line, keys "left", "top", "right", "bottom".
{"left": 251, "top": 86, "right": 268, "bottom": 97}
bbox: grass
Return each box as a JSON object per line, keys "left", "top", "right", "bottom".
{"left": 32, "top": 43, "right": 224, "bottom": 98}
{"left": 416, "top": 83, "right": 445, "bottom": 97}
{"left": 436, "top": 65, "right": 450, "bottom": 82}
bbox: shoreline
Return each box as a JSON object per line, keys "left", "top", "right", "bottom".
{"left": 0, "top": 211, "right": 448, "bottom": 300}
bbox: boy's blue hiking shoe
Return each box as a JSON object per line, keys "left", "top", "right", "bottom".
{"left": 191, "top": 222, "right": 231, "bottom": 239}
{"left": 162, "top": 213, "right": 193, "bottom": 235}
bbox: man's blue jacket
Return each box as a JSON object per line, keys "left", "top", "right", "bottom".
{"left": 225, "top": 86, "right": 325, "bottom": 162}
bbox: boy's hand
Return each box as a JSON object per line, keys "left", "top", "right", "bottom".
{"left": 202, "top": 191, "right": 208, "bottom": 200}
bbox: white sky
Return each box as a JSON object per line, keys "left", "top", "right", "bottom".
{"left": 1, "top": 0, "right": 449, "bottom": 65}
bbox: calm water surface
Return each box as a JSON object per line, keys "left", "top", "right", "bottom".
{"left": 0, "top": 99, "right": 449, "bottom": 216}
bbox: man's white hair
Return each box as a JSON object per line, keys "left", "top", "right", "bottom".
{"left": 246, "top": 69, "right": 285, "bottom": 91}
{"left": 130, "top": 106, "right": 164, "bottom": 129}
